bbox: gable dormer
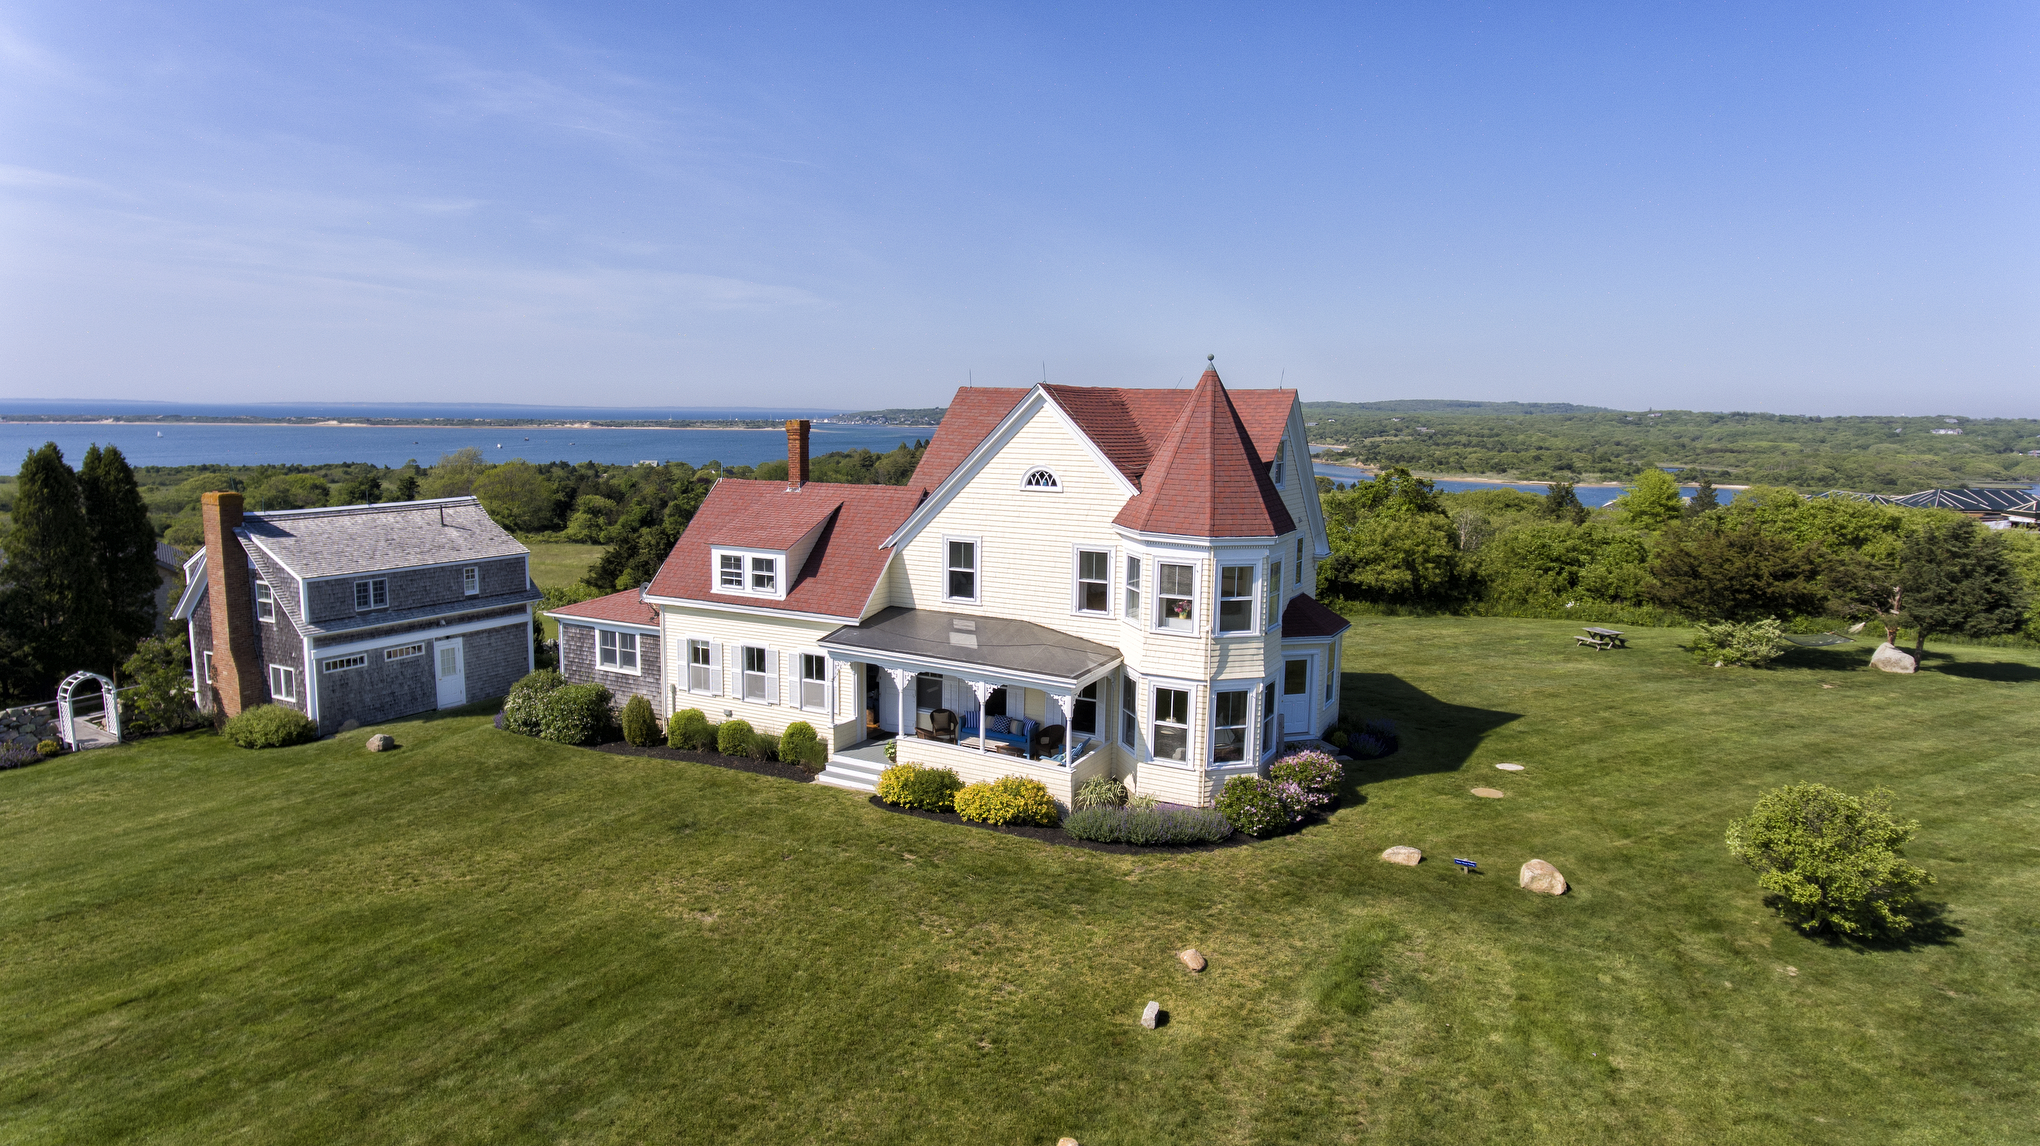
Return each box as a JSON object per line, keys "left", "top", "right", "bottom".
{"left": 703, "top": 498, "right": 841, "bottom": 603}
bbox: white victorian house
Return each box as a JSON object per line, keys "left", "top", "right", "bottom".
{"left": 548, "top": 365, "right": 1349, "bottom": 807}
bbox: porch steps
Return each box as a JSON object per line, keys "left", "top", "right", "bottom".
{"left": 816, "top": 754, "right": 886, "bottom": 793}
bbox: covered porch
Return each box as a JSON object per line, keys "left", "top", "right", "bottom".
{"left": 819, "top": 606, "right": 1121, "bottom": 805}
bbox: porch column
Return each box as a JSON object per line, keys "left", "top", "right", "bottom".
{"left": 966, "top": 680, "right": 994, "bottom": 753}
{"left": 887, "top": 668, "right": 915, "bottom": 742}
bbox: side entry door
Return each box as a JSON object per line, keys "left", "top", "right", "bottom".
{"left": 435, "top": 637, "right": 467, "bottom": 709}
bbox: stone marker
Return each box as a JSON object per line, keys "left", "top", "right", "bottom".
{"left": 366, "top": 734, "right": 395, "bottom": 752}
{"left": 1058, "top": 1139, "right": 1081, "bottom": 1146}
{"left": 1471, "top": 787, "right": 1505, "bottom": 798}
{"left": 1141, "top": 1001, "right": 1160, "bottom": 1029}
{"left": 1519, "top": 859, "right": 1567, "bottom": 895}
{"left": 1381, "top": 845, "right": 1423, "bottom": 866}
{"left": 1494, "top": 763, "right": 1524, "bottom": 772}
{"left": 1871, "top": 643, "right": 1917, "bottom": 674}
{"left": 1179, "top": 948, "right": 1207, "bottom": 972}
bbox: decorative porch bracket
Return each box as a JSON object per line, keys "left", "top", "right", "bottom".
{"left": 887, "top": 668, "right": 916, "bottom": 748}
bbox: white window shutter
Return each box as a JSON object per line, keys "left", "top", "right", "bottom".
{"left": 767, "top": 649, "right": 781, "bottom": 705}
{"left": 720, "top": 642, "right": 733, "bottom": 697}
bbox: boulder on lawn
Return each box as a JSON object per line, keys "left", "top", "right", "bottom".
{"left": 1141, "top": 1000, "right": 1161, "bottom": 1029}
{"left": 1179, "top": 948, "right": 1206, "bottom": 972}
{"left": 1519, "top": 859, "right": 1567, "bottom": 895}
{"left": 366, "top": 734, "right": 396, "bottom": 752}
{"left": 1871, "top": 643, "right": 1917, "bottom": 674}
{"left": 1381, "top": 846, "right": 1423, "bottom": 866}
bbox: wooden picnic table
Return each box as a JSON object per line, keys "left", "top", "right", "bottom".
{"left": 1575, "top": 626, "right": 1627, "bottom": 650}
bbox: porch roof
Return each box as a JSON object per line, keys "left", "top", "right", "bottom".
{"left": 819, "top": 606, "right": 1121, "bottom": 688}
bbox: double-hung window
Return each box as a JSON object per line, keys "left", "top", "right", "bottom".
{"left": 1271, "top": 442, "right": 1286, "bottom": 486}
{"left": 1119, "top": 672, "right": 1138, "bottom": 747}
{"left": 750, "top": 556, "right": 777, "bottom": 593}
{"left": 1296, "top": 537, "right": 1305, "bottom": 570}
{"left": 1261, "top": 678, "right": 1278, "bottom": 756}
{"left": 688, "top": 639, "right": 715, "bottom": 693}
{"left": 1123, "top": 557, "right": 1142, "bottom": 620}
{"left": 1073, "top": 680, "right": 1099, "bottom": 736}
{"left": 719, "top": 555, "right": 744, "bottom": 590}
{"left": 1325, "top": 645, "right": 1338, "bottom": 702}
{"left": 1075, "top": 549, "right": 1110, "bottom": 614}
{"left": 742, "top": 646, "right": 771, "bottom": 702}
{"left": 1266, "top": 560, "right": 1282, "bottom": 628}
{"left": 462, "top": 566, "right": 479, "bottom": 596}
{"left": 1152, "top": 687, "right": 1189, "bottom": 761}
{"left": 354, "top": 578, "right": 388, "bottom": 611}
{"left": 1157, "top": 563, "right": 1195, "bottom": 631}
{"left": 1212, "top": 689, "right": 1249, "bottom": 763}
{"left": 946, "top": 539, "right": 977, "bottom": 602}
{"left": 800, "top": 653, "right": 829, "bottom": 712}
{"left": 255, "top": 582, "right": 275, "bottom": 622}
{"left": 1218, "top": 566, "right": 1254, "bottom": 632}
{"left": 598, "top": 630, "right": 639, "bottom": 673}
{"left": 268, "top": 664, "right": 296, "bottom": 701}
{"left": 202, "top": 651, "right": 214, "bottom": 683}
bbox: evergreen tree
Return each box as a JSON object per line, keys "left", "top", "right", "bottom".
{"left": 1686, "top": 475, "right": 1720, "bottom": 516}
{"left": 81, "top": 443, "right": 162, "bottom": 668}
{"left": 0, "top": 443, "right": 107, "bottom": 701}
{"left": 1894, "top": 518, "right": 2028, "bottom": 659}
{"left": 1647, "top": 518, "right": 1828, "bottom": 621}
{"left": 1540, "top": 481, "right": 1588, "bottom": 525}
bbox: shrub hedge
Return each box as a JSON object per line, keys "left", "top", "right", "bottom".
{"left": 877, "top": 763, "right": 965, "bottom": 811}
{"left": 620, "top": 695, "right": 659, "bottom": 746}
{"left": 1063, "top": 804, "right": 1233, "bottom": 845}
{"left": 953, "top": 775, "right": 1060, "bottom": 826}
{"left": 535, "top": 683, "right": 612, "bottom": 745}
{"left": 667, "top": 708, "right": 713, "bottom": 751}
{"left": 221, "top": 704, "right": 319, "bottom": 750}
{"left": 716, "top": 719, "right": 755, "bottom": 756}
{"left": 502, "top": 669, "right": 565, "bottom": 737}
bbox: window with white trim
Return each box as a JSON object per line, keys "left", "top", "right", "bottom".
{"left": 268, "top": 664, "right": 296, "bottom": 701}
{"left": 462, "top": 566, "right": 479, "bottom": 596}
{"left": 712, "top": 549, "right": 786, "bottom": 599}
{"left": 946, "top": 539, "right": 977, "bottom": 602}
{"left": 687, "top": 639, "right": 715, "bottom": 693}
{"left": 719, "top": 554, "right": 744, "bottom": 590}
{"left": 1266, "top": 559, "right": 1282, "bottom": 628}
{"left": 1152, "top": 686, "right": 1189, "bottom": 761}
{"left": 1022, "top": 468, "right": 1060, "bottom": 490}
{"left": 1285, "top": 657, "right": 1309, "bottom": 698}
{"left": 386, "top": 643, "right": 425, "bottom": 661}
{"left": 203, "top": 651, "right": 213, "bottom": 683}
{"left": 1261, "top": 678, "right": 1278, "bottom": 757}
{"left": 354, "top": 578, "right": 388, "bottom": 611}
{"left": 255, "top": 581, "right": 275, "bottom": 622}
{"left": 1123, "top": 556, "right": 1141, "bottom": 620}
{"left": 1120, "top": 672, "right": 1138, "bottom": 747}
{"left": 1073, "top": 679, "right": 1099, "bottom": 736}
{"left": 1075, "top": 549, "right": 1110, "bottom": 614}
{"left": 1296, "top": 537, "right": 1305, "bottom": 570}
{"left": 598, "top": 630, "right": 639, "bottom": 673}
{"left": 1157, "top": 563, "right": 1195, "bottom": 631}
{"left": 1212, "top": 689, "right": 1249, "bottom": 763}
{"left": 1325, "top": 642, "right": 1338, "bottom": 702}
{"left": 322, "top": 654, "right": 367, "bottom": 673}
{"left": 750, "top": 556, "right": 777, "bottom": 593}
{"left": 1271, "top": 442, "right": 1286, "bottom": 486}
{"left": 1218, "top": 566, "right": 1254, "bottom": 632}
{"left": 800, "top": 653, "right": 829, "bottom": 712}
{"left": 742, "top": 645, "right": 771, "bottom": 702}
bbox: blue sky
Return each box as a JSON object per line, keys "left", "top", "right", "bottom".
{"left": 1, "top": 2, "right": 2034, "bottom": 415}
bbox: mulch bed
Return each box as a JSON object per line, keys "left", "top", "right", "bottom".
{"left": 866, "top": 796, "right": 1264, "bottom": 855}
{"left": 591, "top": 740, "right": 818, "bottom": 784}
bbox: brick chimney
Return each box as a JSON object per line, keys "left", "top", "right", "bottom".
{"left": 201, "top": 491, "right": 265, "bottom": 719}
{"left": 786, "top": 419, "right": 810, "bottom": 490}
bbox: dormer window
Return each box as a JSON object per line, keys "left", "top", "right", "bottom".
{"left": 711, "top": 548, "right": 787, "bottom": 600}
{"left": 750, "top": 556, "right": 777, "bottom": 593}
{"left": 1022, "top": 468, "right": 1061, "bottom": 491}
{"left": 719, "top": 554, "right": 744, "bottom": 589}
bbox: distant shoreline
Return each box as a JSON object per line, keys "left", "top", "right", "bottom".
{"left": 0, "top": 419, "right": 927, "bottom": 433}
{"left": 1314, "top": 461, "right": 1751, "bottom": 491}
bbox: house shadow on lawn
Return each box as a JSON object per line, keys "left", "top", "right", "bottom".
{"left": 1335, "top": 672, "right": 1522, "bottom": 803}
{"left": 1927, "top": 658, "right": 2040, "bottom": 683}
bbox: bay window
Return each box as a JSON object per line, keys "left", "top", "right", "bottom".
{"left": 1218, "top": 566, "right": 1254, "bottom": 632}
{"left": 1261, "top": 678, "right": 1278, "bottom": 758}
{"left": 1152, "top": 686, "right": 1189, "bottom": 761}
{"left": 1156, "top": 563, "right": 1195, "bottom": 631}
{"left": 1266, "top": 560, "right": 1282, "bottom": 627}
{"left": 1120, "top": 672, "right": 1138, "bottom": 747}
{"left": 1124, "top": 556, "right": 1142, "bottom": 620}
{"left": 1212, "top": 689, "right": 1248, "bottom": 763}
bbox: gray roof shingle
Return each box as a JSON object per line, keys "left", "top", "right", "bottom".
{"left": 238, "top": 497, "right": 528, "bottom": 580}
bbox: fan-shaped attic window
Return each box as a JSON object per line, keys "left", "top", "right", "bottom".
{"left": 1021, "top": 468, "right": 1061, "bottom": 491}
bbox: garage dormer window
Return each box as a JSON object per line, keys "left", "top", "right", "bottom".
{"left": 1022, "top": 467, "right": 1061, "bottom": 491}
{"left": 711, "top": 548, "right": 787, "bottom": 600}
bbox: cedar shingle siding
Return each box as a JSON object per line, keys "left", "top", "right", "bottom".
{"left": 558, "top": 623, "right": 664, "bottom": 715}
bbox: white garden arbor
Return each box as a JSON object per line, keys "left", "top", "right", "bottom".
{"left": 56, "top": 671, "right": 121, "bottom": 750}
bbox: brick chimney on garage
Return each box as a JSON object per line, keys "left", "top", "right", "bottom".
{"left": 201, "top": 491, "right": 265, "bottom": 719}
{"left": 786, "top": 419, "right": 810, "bottom": 490}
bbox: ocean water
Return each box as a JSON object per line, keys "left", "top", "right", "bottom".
{"left": 0, "top": 422, "right": 930, "bottom": 475}
{"left": 1312, "top": 462, "right": 1725, "bottom": 508}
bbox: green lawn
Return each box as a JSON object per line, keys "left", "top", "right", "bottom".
{"left": 523, "top": 540, "right": 606, "bottom": 639}
{"left": 3, "top": 617, "right": 2035, "bottom": 1144}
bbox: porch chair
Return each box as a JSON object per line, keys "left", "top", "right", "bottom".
{"left": 1029, "top": 723, "right": 1066, "bottom": 762}
{"left": 928, "top": 708, "right": 959, "bottom": 744}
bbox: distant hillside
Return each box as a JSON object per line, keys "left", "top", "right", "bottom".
{"left": 831, "top": 407, "right": 945, "bottom": 425}
{"left": 1303, "top": 399, "right": 1615, "bottom": 417}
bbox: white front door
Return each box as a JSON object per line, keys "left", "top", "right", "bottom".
{"left": 435, "top": 638, "right": 466, "bottom": 709}
{"left": 1280, "top": 655, "right": 1313, "bottom": 739}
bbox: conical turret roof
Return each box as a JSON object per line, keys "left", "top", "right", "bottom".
{"left": 1111, "top": 367, "right": 1296, "bottom": 538}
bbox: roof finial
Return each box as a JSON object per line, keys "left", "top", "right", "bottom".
{"left": 1207, "top": 353, "right": 1215, "bottom": 364}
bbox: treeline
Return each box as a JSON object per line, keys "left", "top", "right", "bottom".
{"left": 1318, "top": 468, "right": 2040, "bottom": 646}
{"left": 1303, "top": 407, "right": 2040, "bottom": 492}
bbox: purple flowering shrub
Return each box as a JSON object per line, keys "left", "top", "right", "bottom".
{"left": 1269, "top": 750, "right": 1342, "bottom": 811}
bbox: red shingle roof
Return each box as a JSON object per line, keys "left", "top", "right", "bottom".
{"left": 549, "top": 587, "right": 659, "bottom": 628}
{"left": 705, "top": 493, "right": 844, "bottom": 550}
{"left": 910, "top": 388, "right": 1030, "bottom": 489}
{"left": 647, "top": 479, "right": 923, "bottom": 618}
{"left": 1281, "top": 593, "right": 1351, "bottom": 638}
{"left": 1112, "top": 369, "right": 1296, "bottom": 538}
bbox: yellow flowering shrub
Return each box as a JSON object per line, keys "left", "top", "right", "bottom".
{"left": 952, "top": 775, "right": 1060, "bottom": 826}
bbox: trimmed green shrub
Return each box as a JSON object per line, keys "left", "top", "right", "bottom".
{"left": 716, "top": 718, "right": 755, "bottom": 756}
{"left": 1325, "top": 729, "right": 1348, "bottom": 749}
{"left": 36, "top": 739, "right": 63, "bottom": 757}
{"left": 221, "top": 704, "right": 318, "bottom": 750}
{"left": 537, "top": 683, "right": 611, "bottom": 746}
{"left": 667, "top": 708, "right": 712, "bottom": 751}
{"left": 1692, "top": 618, "right": 1789, "bottom": 668}
{"left": 620, "top": 695, "right": 659, "bottom": 746}
{"left": 1216, "top": 775, "right": 1294, "bottom": 837}
{"left": 1726, "top": 783, "right": 1934, "bottom": 938}
{"left": 953, "top": 775, "right": 1060, "bottom": 826}
{"left": 502, "top": 669, "right": 565, "bottom": 736}
{"left": 1073, "top": 775, "right": 1128, "bottom": 810}
{"left": 779, "top": 721, "right": 826, "bottom": 769}
{"left": 1062, "top": 804, "right": 1233, "bottom": 845}
{"left": 876, "top": 763, "right": 965, "bottom": 811}
{"left": 1269, "top": 750, "right": 1343, "bottom": 813}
